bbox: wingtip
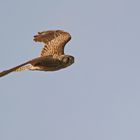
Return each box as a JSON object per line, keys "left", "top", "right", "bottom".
{"left": 33, "top": 36, "right": 37, "bottom": 42}
{"left": 0, "top": 70, "right": 10, "bottom": 77}
{"left": 33, "top": 34, "right": 41, "bottom": 42}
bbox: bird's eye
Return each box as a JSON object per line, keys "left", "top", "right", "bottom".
{"left": 62, "top": 57, "right": 70, "bottom": 63}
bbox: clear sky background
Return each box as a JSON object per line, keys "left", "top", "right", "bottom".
{"left": 0, "top": 0, "right": 140, "bottom": 140}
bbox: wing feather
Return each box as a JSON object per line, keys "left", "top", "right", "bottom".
{"left": 33, "top": 30, "right": 71, "bottom": 57}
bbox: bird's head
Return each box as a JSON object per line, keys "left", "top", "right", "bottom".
{"left": 60, "top": 55, "right": 74, "bottom": 68}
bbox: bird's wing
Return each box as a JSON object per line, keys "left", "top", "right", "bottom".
{"left": 0, "top": 61, "right": 30, "bottom": 77}
{"left": 33, "top": 30, "right": 71, "bottom": 57}
{"left": 0, "top": 56, "right": 62, "bottom": 77}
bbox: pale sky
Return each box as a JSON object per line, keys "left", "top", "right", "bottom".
{"left": 1, "top": 0, "right": 140, "bottom": 140}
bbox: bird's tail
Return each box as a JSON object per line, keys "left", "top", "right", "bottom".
{"left": 0, "top": 61, "right": 31, "bottom": 78}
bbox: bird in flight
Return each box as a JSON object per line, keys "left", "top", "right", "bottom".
{"left": 0, "top": 30, "right": 74, "bottom": 77}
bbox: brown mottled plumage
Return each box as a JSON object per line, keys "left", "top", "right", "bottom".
{"left": 0, "top": 30, "right": 74, "bottom": 77}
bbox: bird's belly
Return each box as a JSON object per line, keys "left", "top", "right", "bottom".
{"left": 30, "top": 66, "right": 62, "bottom": 71}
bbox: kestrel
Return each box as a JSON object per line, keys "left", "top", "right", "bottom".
{"left": 0, "top": 30, "right": 74, "bottom": 77}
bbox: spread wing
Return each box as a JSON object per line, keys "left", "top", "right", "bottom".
{"left": 0, "top": 56, "right": 62, "bottom": 77}
{"left": 33, "top": 30, "right": 71, "bottom": 57}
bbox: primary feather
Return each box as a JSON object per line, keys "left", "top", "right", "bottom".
{"left": 34, "top": 30, "right": 71, "bottom": 56}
